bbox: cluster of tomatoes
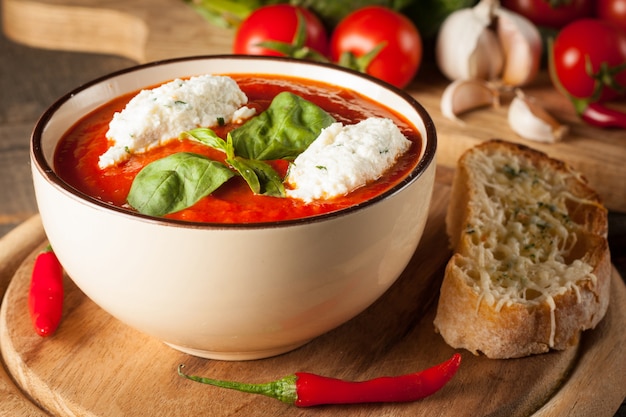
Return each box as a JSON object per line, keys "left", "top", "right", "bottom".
{"left": 233, "top": 1, "right": 626, "bottom": 127}
{"left": 233, "top": 5, "right": 423, "bottom": 89}
{"left": 505, "top": 0, "right": 626, "bottom": 110}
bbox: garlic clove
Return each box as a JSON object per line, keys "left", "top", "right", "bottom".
{"left": 508, "top": 90, "right": 568, "bottom": 143}
{"left": 441, "top": 79, "right": 500, "bottom": 124}
{"left": 435, "top": 6, "right": 504, "bottom": 81}
{"left": 495, "top": 8, "right": 543, "bottom": 87}
{"left": 435, "top": 0, "right": 542, "bottom": 87}
{"left": 469, "top": 30, "right": 505, "bottom": 81}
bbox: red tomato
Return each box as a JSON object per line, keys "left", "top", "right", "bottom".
{"left": 551, "top": 19, "right": 626, "bottom": 102}
{"left": 501, "top": 0, "right": 593, "bottom": 28}
{"left": 597, "top": 0, "right": 626, "bottom": 32}
{"left": 330, "top": 6, "right": 422, "bottom": 89}
{"left": 234, "top": 5, "right": 329, "bottom": 58}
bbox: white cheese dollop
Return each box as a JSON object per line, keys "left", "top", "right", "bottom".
{"left": 98, "top": 74, "right": 255, "bottom": 168}
{"left": 285, "top": 117, "right": 411, "bottom": 202}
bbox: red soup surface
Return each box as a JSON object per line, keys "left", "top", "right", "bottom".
{"left": 54, "top": 75, "right": 422, "bottom": 224}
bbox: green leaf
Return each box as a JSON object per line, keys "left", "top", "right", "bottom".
{"left": 130, "top": 92, "right": 333, "bottom": 210}
{"left": 127, "top": 152, "right": 235, "bottom": 216}
{"left": 228, "top": 157, "right": 285, "bottom": 197}
{"left": 183, "top": 0, "right": 263, "bottom": 28}
{"left": 403, "top": 0, "right": 478, "bottom": 40}
{"left": 290, "top": 0, "right": 414, "bottom": 29}
{"left": 229, "top": 91, "right": 335, "bottom": 161}
{"left": 180, "top": 128, "right": 228, "bottom": 153}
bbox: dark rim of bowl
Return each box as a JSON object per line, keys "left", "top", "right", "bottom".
{"left": 31, "top": 55, "right": 437, "bottom": 230}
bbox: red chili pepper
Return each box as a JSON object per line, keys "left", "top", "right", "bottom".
{"left": 28, "top": 245, "right": 64, "bottom": 337}
{"left": 178, "top": 353, "right": 461, "bottom": 407}
{"left": 581, "top": 102, "right": 626, "bottom": 129}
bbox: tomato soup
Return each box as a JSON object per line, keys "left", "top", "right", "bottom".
{"left": 54, "top": 75, "right": 422, "bottom": 223}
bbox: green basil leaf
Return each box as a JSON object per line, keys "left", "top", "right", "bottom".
{"left": 230, "top": 91, "right": 335, "bottom": 160}
{"left": 128, "top": 152, "right": 235, "bottom": 216}
{"left": 180, "top": 128, "right": 228, "bottom": 153}
{"left": 228, "top": 157, "right": 285, "bottom": 197}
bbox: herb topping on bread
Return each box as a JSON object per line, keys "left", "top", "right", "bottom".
{"left": 434, "top": 139, "right": 611, "bottom": 359}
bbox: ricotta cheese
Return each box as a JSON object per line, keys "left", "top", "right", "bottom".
{"left": 285, "top": 117, "right": 411, "bottom": 202}
{"left": 98, "top": 75, "right": 255, "bottom": 168}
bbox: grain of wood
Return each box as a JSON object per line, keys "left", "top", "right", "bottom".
{"left": 1, "top": 2, "right": 625, "bottom": 415}
{"left": 0, "top": 187, "right": 624, "bottom": 416}
{"left": 0, "top": 215, "right": 48, "bottom": 416}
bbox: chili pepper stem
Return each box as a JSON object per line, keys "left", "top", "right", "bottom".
{"left": 178, "top": 353, "right": 462, "bottom": 407}
{"left": 582, "top": 102, "right": 626, "bottom": 129}
{"left": 177, "top": 365, "right": 298, "bottom": 404}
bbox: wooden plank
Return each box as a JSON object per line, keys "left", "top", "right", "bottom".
{"left": 2, "top": 0, "right": 232, "bottom": 61}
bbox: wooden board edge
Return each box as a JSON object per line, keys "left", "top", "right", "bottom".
{"left": 533, "top": 268, "right": 626, "bottom": 417}
{"left": 0, "top": 215, "right": 45, "bottom": 296}
{"left": 1, "top": 215, "right": 625, "bottom": 416}
{"left": 0, "top": 215, "right": 49, "bottom": 416}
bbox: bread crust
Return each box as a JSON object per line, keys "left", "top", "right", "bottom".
{"left": 434, "top": 139, "right": 611, "bottom": 359}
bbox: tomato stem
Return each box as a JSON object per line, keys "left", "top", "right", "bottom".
{"left": 255, "top": 10, "right": 329, "bottom": 62}
{"left": 584, "top": 56, "right": 626, "bottom": 102}
{"left": 337, "top": 42, "right": 386, "bottom": 74}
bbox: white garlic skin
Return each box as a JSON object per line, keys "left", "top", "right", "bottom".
{"left": 435, "top": 0, "right": 542, "bottom": 87}
{"left": 435, "top": 7, "right": 504, "bottom": 81}
{"left": 508, "top": 92, "right": 568, "bottom": 143}
{"left": 440, "top": 79, "right": 500, "bottom": 123}
{"left": 496, "top": 8, "right": 543, "bottom": 86}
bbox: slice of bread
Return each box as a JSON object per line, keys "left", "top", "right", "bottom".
{"left": 434, "top": 139, "right": 611, "bottom": 359}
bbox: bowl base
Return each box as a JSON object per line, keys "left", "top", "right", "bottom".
{"left": 164, "top": 339, "right": 312, "bottom": 360}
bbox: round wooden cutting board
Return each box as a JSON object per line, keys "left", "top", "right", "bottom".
{"left": 1, "top": 183, "right": 625, "bottom": 417}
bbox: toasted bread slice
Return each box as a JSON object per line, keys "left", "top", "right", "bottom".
{"left": 434, "top": 139, "right": 611, "bottom": 359}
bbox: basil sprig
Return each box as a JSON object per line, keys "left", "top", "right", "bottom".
{"left": 127, "top": 152, "right": 235, "bottom": 217}
{"left": 230, "top": 91, "right": 336, "bottom": 160}
{"left": 127, "top": 92, "right": 335, "bottom": 217}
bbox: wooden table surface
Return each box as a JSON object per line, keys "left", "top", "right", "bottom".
{"left": 1, "top": 3, "right": 625, "bottom": 416}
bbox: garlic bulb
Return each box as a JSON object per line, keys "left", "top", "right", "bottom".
{"left": 436, "top": 0, "right": 542, "bottom": 87}
{"left": 508, "top": 90, "right": 568, "bottom": 143}
{"left": 441, "top": 79, "right": 500, "bottom": 123}
{"left": 435, "top": 1, "right": 504, "bottom": 81}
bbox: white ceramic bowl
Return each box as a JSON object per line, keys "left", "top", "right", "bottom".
{"left": 31, "top": 55, "right": 437, "bottom": 360}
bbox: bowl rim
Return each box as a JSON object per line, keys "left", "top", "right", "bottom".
{"left": 31, "top": 54, "right": 437, "bottom": 230}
